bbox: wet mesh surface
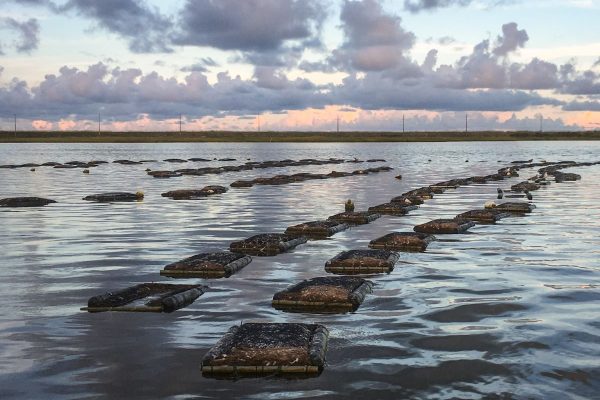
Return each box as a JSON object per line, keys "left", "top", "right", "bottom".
{"left": 337, "top": 249, "right": 395, "bottom": 261}
{"left": 229, "top": 323, "right": 314, "bottom": 349}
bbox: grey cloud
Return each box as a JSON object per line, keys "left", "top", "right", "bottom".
{"left": 180, "top": 57, "right": 220, "bottom": 73}
{"left": 594, "top": 58, "right": 600, "bottom": 68}
{"left": 59, "top": 0, "right": 172, "bottom": 53}
{"left": 563, "top": 101, "right": 600, "bottom": 111}
{"left": 0, "top": 63, "right": 326, "bottom": 121}
{"left": 508, "top": 58, "right": 558, "bottom": 90}
{"left": 404, "top": 0, "right": 472, "bottom": 13}
{"left": 0, "top": 17, "right": 40, "bottom": 53}
{"left": 332, "top": 72, "right": 561, "bottom": 112}
{"left": 561, "top": 69, "right": 600, "bottom": 95}
{"left": 173, "top": 0, "right": 323, "bottom": 51}
{"left": 330, "top": 0, "right": 417, "bottom": 73}
{"left": 493, "top": 22, "right": 528, "bottom": 56}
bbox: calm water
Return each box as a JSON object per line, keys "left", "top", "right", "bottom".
{"left": 0, "top": 141, "right": 599, "bottom": 399}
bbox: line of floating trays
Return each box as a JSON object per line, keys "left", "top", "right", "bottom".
{"left": 0, "top": 157, "right": 386, "bottom": 171}
{"left": 72, "top": 159, "right": 593, "bottom": 378}
{"left": 0, "top": 167, "right": 392, "bottom": 207}
{"left": 199, "top": 160, "right": 586, "bottom": 377}
{"left": 147, "top": 157, "right": 387, "bottom": 178}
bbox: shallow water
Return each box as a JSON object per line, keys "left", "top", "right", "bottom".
{"left": 0, "top": 141, "right": 599, "bottom": 399}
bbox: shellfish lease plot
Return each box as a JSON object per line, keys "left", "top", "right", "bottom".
{"left": 1, "top": 141, "right": 599, "bottom": 399}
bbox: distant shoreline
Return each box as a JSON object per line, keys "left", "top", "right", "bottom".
{"left": 0, "top": 130, "right": 599, "bottom": 143}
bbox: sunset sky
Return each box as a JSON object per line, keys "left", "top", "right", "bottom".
{"left": 0, "top": 0, "right": 599, "bottom": 132}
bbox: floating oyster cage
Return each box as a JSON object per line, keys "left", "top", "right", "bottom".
{"left": 413, "top": 218, "right": 476, "bottom": 234}
{"left": 201, "top": 323, "right": 329, "bottom": 378}
{"left": 390, "top": 195, "right": 425, "bottom": 205}
{"left": 455, "top": 209, "right": 512, "bottom": 224}
{"left": 554, "top": 172, "right": 581, "bottom": 182}
{"left": 161, "top": 186, "right": 228, "bottom": 200}
{"left": 0, "top": 197, "right": 57, "bottom": 207}
{"left": 229, "top": 233, "right": 307, "bottom": 256}
{"left": 510, "top": 181, "right": 541, "bottom": 192}
{"left": 284, "top": 220, "right": 349, "bottom": 238}
{"left": 160, "top": 252, "right": 252, "bottom": 278}
{"left": 325, "top": 249, "right": 400, "bottom": 274}
{"left": 327, "top": 211, "right": 380, "bottom": 225}
{"left": 368, "top": 203, "right": 418, "bottom": 216}
{"left": 82, "top": 283, "right": 205, "bottom": 313}
{"left": 272, "top": 276, "right": 373, "bottom": 313}
{"left": 488, "top": 202, "right": 536, "bottom": 213}
{"left": 369, "top": 232, "right": 436, "bottom": 252}
{"left": 147, "top": 170, "right": 183, "bottom": 178}
{"left": 82, "top": 192, "right": 144, "bottom": 202}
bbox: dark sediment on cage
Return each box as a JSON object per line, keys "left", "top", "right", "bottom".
{"left": 82, "top": 192, "right": 144, "bottom": 202}
{"left": 163, "top": 158, "right": 188, "bottom": 163}
{"left": 325, "top": 249, "right": 400, "bottom": 274}
{"left": 368, "top": 203, "right": 418, "bottom": 216}
{"left": 113, "top": 159, "right": 144, "bottom": 165}
{"left": 147, "top": 170, "right": 183, "bottom": 178}
{"left": 455, "top": 209, "right": 512, "bottom": 224}
{"left": 369, "top": 232, "right": 436, "bottom": 252}
{"left": 272, "top": 276, "right": 373, "bottom": 313}
{"left": 328, "top": 211, "right": 381, "bottom": 225}
{"left": 201, "top": 323, "right": 329, "bottom": 377}
{"left": 229, "top": 166, "right": 393, "bottom": 188}
{"left": 485, "top": 201, "right": 536, "bottom": 213}
{"left": 230, "top": 233, "right": 307, "bottom": 256}
{"left": 510, "top": 181, "right": 541, "bottom": 192}
{"left": 390, "top": 195, "right": 425, "bottom": 205}
{"left": 160, "top": 252, "right": 252, "bottom": 278}
{"left": 284, "top": 220, "right": 349, "bottom": 238}
{"left": 82, "top": 283, "right": 205, "bottom": 312}
{"left": 0, "top": 197, "right": 57, "bottom": 207}
{"left": 414, "top": 219, "right": 476, "bottom": 234}
{"left": 161, "top": 186, "right": 228, "bottom": 199}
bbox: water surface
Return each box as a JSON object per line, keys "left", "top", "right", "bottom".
{"left": 0, "top": 141, "right": 599, "bottom": 399}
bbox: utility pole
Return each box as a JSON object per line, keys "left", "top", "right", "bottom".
{"left": 14, "top": 114, "right": 17, "bottom": 137}
{"left": 465, "top": 114, "right": 468, "bottom": 133}
{"left": 539, "top": 114, "right": 543, "bottom": 133}
{"left": 179, "top": 114, "right": 182, "bottom": 134}
{"left": 336, "top": 115, "right": 340, "bottom": 133}
{"left": 98, "top": 113, "right": 101, "bottom": 135}
{"left": 257, "top": 115, "right": 261, "bottom": 132}
{"left": 402, "top": 114, "right": 405, "bottom": 133}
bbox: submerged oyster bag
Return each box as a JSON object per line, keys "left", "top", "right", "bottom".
{"left": 82, "top": 192, "right": 144, "bottom": 202}
{"left": 284, "top": 220, "right": 349, "bottom": 238}
{"left": 82, "top": 283, "right": 205, "bottom": 313}
{"left": 327, "top": 211, "right": 380, "bottom": 225}
{"left": 160, "top": 252, "right": 252, "bottom": 278}
{"left": 369, "top": 232, "right": 436, "bottom": 252}
{"left": 161, "top": 185, "right": 228, "bottom": 199}
{"left": 325, "top": 249, "right": 400, "bottom": 274}
{"left": 229, "top": 233, "right": 307, "bottom": 256}
{"left": 272, "top": 276, "right": 373, "bottom": 313}
{"left": 0, "top": 197, "right": 56, "bottom": 207}
{"left": 368, "top": 203, "right": 418, "bottom": 216}
{"left": 201, "top": 323, "right": 329, "bottom": 377}
{"left": 486, "top": 202, "right": 536, "bottom": 213}
{"left": 413, "top": 218, "right": 475, "bottom": 234}
{"left": 455, "top": 209, "right": 512, "bottom": 224}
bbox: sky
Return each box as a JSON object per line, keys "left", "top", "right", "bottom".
{"left": 0, "top": 0, "right": 599, "bottom": 132}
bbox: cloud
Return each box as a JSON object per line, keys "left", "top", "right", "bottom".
{"left": 173, "top": 0, "right": 323, "bottom": 52}
{"left": 492, "top": 22, "right": 528, "bottom": 56}
{"left": 179, "top": 57, "right": 220, "bottom": 73}
{"left": 0, "top": 62, "right": 326, "bottom": 121}
{"left": 331, "top": 0, "right": 417, "bottom": 72}
{"left": 563, "top": 100, "right": 600, "bottom": 111}
{"left": 404, "top": 0, "right": 473, "bottom": 13}
{"left": 331, "top": 72, "right": 561, "bottom": 112}
{"left": 0, "top": 17, "right": 40, "bottom": 53}
{"left": 59, "top": 0, "right": 173, "bottom": 53}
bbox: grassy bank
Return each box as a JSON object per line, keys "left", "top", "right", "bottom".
{"left": 0, "top": 130, "right": 599, "bottom": 143}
